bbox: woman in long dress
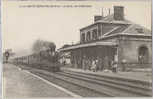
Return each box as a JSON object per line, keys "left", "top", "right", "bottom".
{"left": 91, "top": 60, "right": 97, "bottom": 72}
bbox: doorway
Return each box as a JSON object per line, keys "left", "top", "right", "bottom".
{"left": 138, "top": 46, "right": 149, "bottom": 63}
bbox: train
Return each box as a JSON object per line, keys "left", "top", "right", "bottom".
{"left": 13, "top": 50, "right": 61, "bottom": 72}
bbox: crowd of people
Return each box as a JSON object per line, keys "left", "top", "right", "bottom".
{"left": 81, "top": 56, "right": 118, "bottom": 73}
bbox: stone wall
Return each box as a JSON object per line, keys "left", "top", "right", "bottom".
{"left": 118, "top": 36, "right": 152, "bottom": 69}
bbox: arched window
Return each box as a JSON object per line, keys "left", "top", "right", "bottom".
{"left": 86, "top": 31, "right": 91, "bottom": 41}
{"left": 138, "top": 46, "right": 149, "bottom": 63}
{"left": 92, "top": 29, "right": 98, "bottom": 40}
{"left": 81, "top": 33, "right": 85, "bottom": 42}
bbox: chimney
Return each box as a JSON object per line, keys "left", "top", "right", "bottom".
{"left": 102, "top": 8, "right": 104, "bottom": 17}
{"left": 114, "top": 6, "right": 124, "bottom": 20}
{"left": 94, "top": 16, "right": 102, "bottom": 22}
{"left": 108, "top": 8, "right": 111, "bottom": 15}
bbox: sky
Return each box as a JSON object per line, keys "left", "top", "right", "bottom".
{"left": 2, "top": 0, "right": 152, "bottom": 56}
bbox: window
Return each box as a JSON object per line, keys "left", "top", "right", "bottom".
{"left": 92, "top": 29, "right": 98, "bottom": 40}
{"left": 86, "top": 31, "right": 91, "bottom": 41}
{"left": 81, "top": 33, "right": 85, "bottom": 42}
{"left": 136, "top": 28, "right": 144, "bottom": 33}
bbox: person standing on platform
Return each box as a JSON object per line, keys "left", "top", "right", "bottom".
{"left": 88, "top": 58, "right": 92, "bottom": 71}
{"left": 91, "top": 60, "right": 96, "bottom": 72}
{"left": 84, "top": 57, "right": 88, "bottom": 71}
{"left": 95, "top": 58, "right": 98, "bottom": 72}
{"left": 122, "top": 59, "right": 127, "bottom": 72}
{"left": 99, "top": 58, "right": 103, "bottom": 71}
{"left": 104, "top": 56, "right": 109, "bottom": 70}
{"left": 97, "top": 57, "right": 103, "bottom": 71}
{"left": 86, "top": 58, "right": 90, "bottom": 70}
{"left": 96, "top": 57, "right": 100, "bottom": 71}
{"left": 82, "top": 56, "right": 86, "bottom": 70}
{"left": 112, "top": 60, "right": 118, "bottom": 73}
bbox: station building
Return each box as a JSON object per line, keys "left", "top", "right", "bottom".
{"left": 59, "top": 6, "right": 152, "bottom": 71}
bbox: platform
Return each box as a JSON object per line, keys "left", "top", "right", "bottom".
{"left": 3, "top": 64, "right": 76, "bottom": 98}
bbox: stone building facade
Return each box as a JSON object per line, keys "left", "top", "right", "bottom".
{"left": 59, "top": 6, "right": 152, "bottom": 71}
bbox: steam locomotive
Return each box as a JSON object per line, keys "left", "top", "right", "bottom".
{"left": 13, "top": 50, "right": 61, "bottom": 72}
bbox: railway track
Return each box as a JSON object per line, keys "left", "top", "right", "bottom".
{"left": 31, "top": 71, "right": 111, "bottom": 97}
{"left": 29, "top": 68, "right": 152, "bottom": 97}
{"left": 61, "top": 71, "right": 152, "bottom": 96}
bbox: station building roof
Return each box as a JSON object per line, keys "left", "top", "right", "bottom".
{"left": 59, "top": 41, "right": 117, "bottom": 52}
{"left": 80, "top": 14, "right": 151, "bottom": 37}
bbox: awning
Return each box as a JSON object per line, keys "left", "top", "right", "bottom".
{"left": 59, "top": 41, "right": 117, "bottom": 52}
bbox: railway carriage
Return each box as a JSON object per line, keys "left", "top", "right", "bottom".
{"left": 13, "top": 50, "right": 61, "bottom": 72}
